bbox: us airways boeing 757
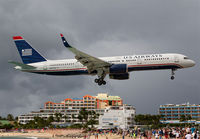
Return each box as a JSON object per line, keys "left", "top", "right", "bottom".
{"left": 9, "top": 34, "right": 195, "bottom": 86}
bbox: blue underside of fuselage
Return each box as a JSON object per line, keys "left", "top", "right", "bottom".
{"left": 128, "top": 65, "right": 180, "bottom": 71}
{"left": 32, "top": 70, "right": 89, "bottom": 75}
{"left": 30, "top": 65, "right": 181, "bottom": 76}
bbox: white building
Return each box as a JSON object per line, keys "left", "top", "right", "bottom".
{"left": 18, "top": 108, "right": 105, "bottom": 125}
{"left": 98, "top": 105, "right": 136, "bottom": 129}
{"left": 18, "top": 93, "right": 136, "bottom": 128}
{"left": 18, "top": 93, "right": 122, "bottom": 125}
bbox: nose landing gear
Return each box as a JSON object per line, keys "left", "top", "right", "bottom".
{"left": 171, "top": 69, "right": 176, "bottom": 80}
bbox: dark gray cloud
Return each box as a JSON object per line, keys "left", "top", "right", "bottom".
{"left": 0, "top": 0, "right": 199, "bottom": 116}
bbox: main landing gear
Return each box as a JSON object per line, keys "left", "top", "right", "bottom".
{"left": 94, "top": 78, "right": 106, "bottom": 86}
{"left": 94, "top": 69, "right": 107, "bottom": 86}
{"left": 171, "top": 69, "right": 176, "bottom": 80}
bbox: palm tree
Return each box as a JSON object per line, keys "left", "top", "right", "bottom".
{"left": 58, "top": 113, "right": 63, "bottom": 118}
{"left": 134, "top": 114, "right": 161, "bottom": 125}
{"left": 87, "top": 110, "right": 99, "bottom": 128}
{"left": 78, "top": 108, "right": 89, "bottom": 128}
{"left": 77, "top": 109, "right": 99, "bottom": 129}
{"left": 54, "top": 113, "right": 62, "bottom": 123}
{"left": 33, "top": 116, "right": 47, "bottom": 129}
{"left": 77, "top": 114, "right": 83, "bottom": 124}
{"left": 47, "top": 116, "right": 54, "bottom": 124}
{"left": 15, "top": 117, "right": 18, "bottom": 122}
{"left": 72, "top": 114, "right": 76, "bottom": 123}
{"left": 187, "top": 115, "right": 192, "bottom": 121}
{"left": 152, "top": 115, "right": 161, "bottom": 125}
{"left": 63, "top": 115, "right": 69, "bottom": 123}
{"left": 180, "top": 115, "right": 186, "bottom": 122}
{"left": 7, "top": 114, "right": 14, "bottom": 121}
{"left": 134, "top": 114, "right": 145, "bottom": 125}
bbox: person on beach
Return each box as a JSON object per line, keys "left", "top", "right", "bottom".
{"left": 175, "top": 131, "right": 180, "bottom": 139}
{"left": 122, "top": 130, "right": 125, "bottom": 139}
{"left": 164, "top": 130, "right": 168, "bottom": 139}
{"left": 185, "top": 132, "right": 192, "bottom": 139}
{"left": 155, "top": 132, "right": 159, "bottom": 139}
{"left": 87, "top": 132, "right": 91, "bottom": 139}
{"left": 95, "top": 131, "right": 98, "bottom": 139}
{"left": 192, "top": 131, "right": 197, "bottom": 139}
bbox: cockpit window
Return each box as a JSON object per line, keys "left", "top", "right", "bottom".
{"left": 184, "top": 57, "right": 189, "bottom": 59}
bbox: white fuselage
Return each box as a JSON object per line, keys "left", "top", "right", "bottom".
{"left": 20, "top": 53, "right": 195, "bottom": 76}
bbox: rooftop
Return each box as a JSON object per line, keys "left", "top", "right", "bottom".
{"left": 160, "top": 102, "right": 200, "bottom": 107}
{"left": 45, "top": 93, "right": 122, "bottom": 104}
{"left": 96, "top": 93, "right": 121, "bottom": 100}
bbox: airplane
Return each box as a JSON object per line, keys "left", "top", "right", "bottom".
{"left": 9, "top": 34, "right": 195, "bottom": 86}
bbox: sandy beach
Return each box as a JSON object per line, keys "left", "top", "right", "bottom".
{"left": 0, "top": 133, "right": 126, "bottom": 139}
{"left": 0, "top": 132, "right": 52, "bottom": 138}
{"left": 0, "top": 129, "right": 136, "bottom": 139}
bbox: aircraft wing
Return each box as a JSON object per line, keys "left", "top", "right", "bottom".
{"left": 60, "top": 34, "right": 111, "bottom": 73}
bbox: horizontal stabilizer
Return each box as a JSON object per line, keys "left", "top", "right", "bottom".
{"left": 8, "top": 61, "right": 36, "bottom": 70}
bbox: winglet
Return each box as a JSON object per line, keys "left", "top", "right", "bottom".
{"left": 60, "top": 33, "right": 64, "bottom": 37}
{"left": 60, "top": 33, "right": 72, "bottom": 48}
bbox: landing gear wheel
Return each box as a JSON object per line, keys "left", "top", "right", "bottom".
{"left": 95, "top": 78, "right": 106, "bottom": 86}
{"left": 170, "top": 69, "right": 176, "bottom": 80}
{"left": 98, "top": 81, "right": 103, "bottom": 86}
{"left": 102, "top": 81, "right": 106, "bottom": 85}
{"left": 94, "top": 79, "right": 99, "bottom": 83}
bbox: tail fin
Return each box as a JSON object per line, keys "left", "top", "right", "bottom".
{"left": 13, "top": 36, "right": 47, "bottom": 64}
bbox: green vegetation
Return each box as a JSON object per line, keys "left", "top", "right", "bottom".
{"left": 0, "top": 109, "right": 99, "bottom": 129}
{"left": 0, "top": 114, "right": 15, "bottom": 129}
{"left": 1, "top": 113, "right": 195, "bottom": 130}
{"left": 134, "top": 114, "right": 162, "bottom": 125}
{"left": 180, "top": 115, "right": 192, "bottom": 122}
{"left": 7, "top": 114, "right": 14, "bottom": 121}
{"left": 77, "top": 108, "right": 99, "bottom": 129}
{"left": 134, "top": 114, "right": 198, "bottom": 129}
{"left": 0, "top": 120, "right": 13, "bottom": 129}
{"left": 16, "top": 116, "right": 53, "bottom": 129}
{"left": 134, "top": 114, "right": 163, "bottom": 129}
{"left": 0, "top": 120, "right": 10, "bottom": 125}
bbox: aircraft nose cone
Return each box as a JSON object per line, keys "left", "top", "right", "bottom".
{"left": 190, "top": 60, "right": 196, "bottom": 67}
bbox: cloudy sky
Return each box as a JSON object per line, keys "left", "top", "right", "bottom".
{"left": 0, "top": 0, "right": 199, "bottom": 117}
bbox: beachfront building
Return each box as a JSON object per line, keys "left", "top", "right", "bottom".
{"left": 18, "top": 93, "right": 124, "bottom": 125}
{"left": 44, "top": 93, "right": 123, "bottom": 111}
{"left": 98, "top": 105, "right": 136, "bottom": 129}
{"left": 96, "top": 93, "right": 123, "bottom": 109}
{"left": 159, "top": 102, "right": 200, "bottom": 121}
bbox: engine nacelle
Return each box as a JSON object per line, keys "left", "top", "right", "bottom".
{"left": 109, "top": 64, "right": 128, "bottom": 74}
{"left": 109, "top": 73, "right": 129, "bottom": 80}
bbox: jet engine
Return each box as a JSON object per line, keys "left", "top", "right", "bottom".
{"left": 109, "top": 73, "right": 129, "bottom": 80}
{"left": 109, "top": 64, "right": 128, "bottom": 74}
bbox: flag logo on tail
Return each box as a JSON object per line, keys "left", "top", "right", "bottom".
{"left": 22, "top": 49, "right": 32, "bottom": 56}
